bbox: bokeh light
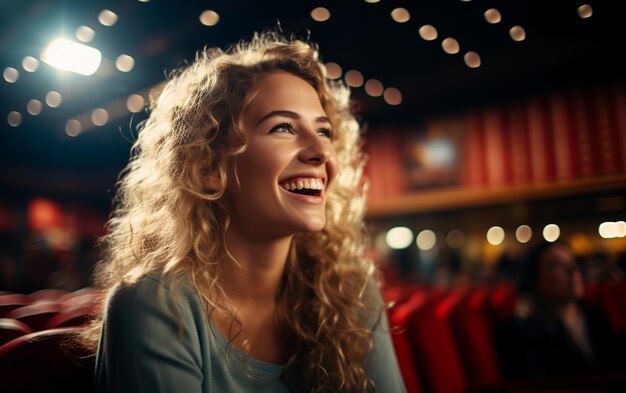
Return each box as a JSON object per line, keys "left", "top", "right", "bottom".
{"left": 464, "top": 51, "right": 481, "bottom": 68}
{"left": 311, "top": 7, "right": 331, "bottom": 22}
{"left": 7, "top": 111, "right": 22, "bottom": 127}
{"left": 45, "top": 91, "right": 62, "bottom": 108}
{"left": 98, "top": 10, "right": 118, "bottom": 26}
{"left": 487, "top": 226, "right": 505, "bottom": 245}
{"left": 75, "top": 26, "right": 95, "bottom": 42}
{"left": 386, "top": 227, "right": 413, "bottom": 249}
{"left": 515, "top": 225, "right": 532, "bottom": 243}
{"left": 383, "top": 87, "right": 402, "bottom": 105}
{"left": 3, "top": 67, "right": 19, "bottom": 83}
{"left": 199, "top": 10, "right": 220, "bottom": 26}
{"left": 324, "top": 62, "right": 342, "bottom": 79}
{"left": 543, "top": 224, "right": 560, "bottom": 242}
{"left": 27, "top": 99, "right": 42, "bottom": 116}
{"left": 391, "top": 8, "right": 410, "bottom": 23}
{"left": 416, "top": 230, "right": 437, "bottom": 251}
{"left": 345, "top": 70, "right": 364, "bottom": 87}
{"left": 419, "top": 25, "right": 438, "bottom": 41}
{"left": 509, "top": 26, "right": 526, "bottom": 41}
{"left": 22, "top": 56, "right": 39, "bottom": 72}
{"left": 115, "top": 54, "right": 135, "bottom": 72}
{"left": 91, "top": 108, "right": 109, "bottom": 126}
{"left": 365, "top": 79, "right": 384, "bottom": 97}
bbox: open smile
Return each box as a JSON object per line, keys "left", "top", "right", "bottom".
{"left": 279, "top": 177, "right": 325, "bottom": 204}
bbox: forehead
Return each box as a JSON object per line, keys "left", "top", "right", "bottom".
{"left": 541, "top": 245, "right": 574, "bottom": 265}
{"left": 244, "top": 71, "right": 325, "bottom": 122}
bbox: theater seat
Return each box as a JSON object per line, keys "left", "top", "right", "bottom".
{"left": 44, "top": 305, "right": 95, "bottom": 330}
{"left": 450, "top": 286, "right": 502, "bottom": 385}
{"left": 27, "top": 289, "right": 68, "bottom": 303}
{"left": 0, "top": 294, "right": 29, "bottom": 318}
{"left": 388, "top": 290, "right": 427, "bottom": 393}
{"left": 407, "top": 289, "right": 466, "bottom": 393}
{"left": 0, "top": 327, "right": 94, "bottom": 393}
{"left": 0, "top": 318, "right": 33, "bottom": 347}
{"left": 5, "top": 302, "right": 61, "bottom": 331}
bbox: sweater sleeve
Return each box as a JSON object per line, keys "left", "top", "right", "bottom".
{"left": 365, "top": 285, "right": 408, "bottom": 393}
{"left": 95, "top": 276, "right": 205, "bottom": 393}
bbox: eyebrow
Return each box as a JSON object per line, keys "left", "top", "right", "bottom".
{"left": 255, "top": 110, "right": 331, "bottom": 126}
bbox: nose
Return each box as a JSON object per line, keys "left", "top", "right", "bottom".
{"left": 298, "top": 132, "right": 332, "bottom": 165}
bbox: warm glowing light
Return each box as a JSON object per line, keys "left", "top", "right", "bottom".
{"left": 543, "top": 224, "right": 560, "bottom": 242}
{"left": 45, "top": 91, "right": 62, "bottom": 108}
{"left": 22, "top": 56, "right": 39, "bottom": 72}
{"left": 7, "top": 111, "right": 22, "bottom": 127}
{"left": 311, "top": 7, "right": 331, "bottom": 22}
{"left": 345, "top": 70, "right": 364, "bottom": 87}
{"left": 65, "top": 119, "right": 81, "bottom": 137}
{"left": 199, "top": 10, "right": 220, "bottom": 26}
{"left": 487, "top": 226, "right": 505, "bottom": 245}
{"left": 41, "top": 38, "right": 102, "bottom": 76}
{"left": 383, "top": 87, "right": 402, "bottom": 105}
{"left": 3, "top": 67, "right": 19, "bottom": 83}
{"left": 599, "top": 222, "right": 618, "bottom": 239}
{"left": 578, "top": 4, "right": 593, "bottom": 19}
{"left": 127, "top": 94, "right": 145, "bottom": 113}
{"left": 484, "top": 8, "right": 502, "bottom": 24}
{"left": 509, "top": 25, "right": 526, "bottom": 41}
{"left": 324, "top": 62, "right": 342, "bottom": 79}
{"left": 365, "top": 79, "right": 384, "bottom": 97}
{"left": 76, "top": 26, "right": 95, "bottom": 42}
{"left": 464, "top": 51, "right": 481, "bottom": 68}
{"left": 416, "top": 230, "right": 437, "bottom": 251}
{"left": 92, "top": 108, "right": 109, "bottom": 126}
{"left": 364, "top": 0, "right": 380, "bottom": 3}
{"left": 115, "top": 54, "right": 135, "bottom": 72}
{"left": 442, "top": 38, "right": 460, "bottom": 54}
{"left": 98, "top": 10, "right": 118, "bottom": 26}
{"left": 27, "top": 99, "right": 42, "bottom": 115}
{"left": 616, "top": 221, "right": 626, "bottom": 238}
{"left": 391, "top": 8, "right": 410, "bottom": 23}
{"left": 419, "top": 24, "right": 438, "bottom": 41}
{"left": 515, "top": 225, "right": 532, "bottom": 243}
{"left": 386, "top": 227, "right": 413, "bottom": 249}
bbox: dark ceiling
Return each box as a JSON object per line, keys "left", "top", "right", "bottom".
{"left": 1, "top": 0, "right": 624, "bottom": 210}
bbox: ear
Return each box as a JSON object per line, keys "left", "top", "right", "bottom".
{"left": 207, "top": 172, "right": 221, "bottom": 191}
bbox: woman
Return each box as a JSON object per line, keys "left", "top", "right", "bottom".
{"left": 500, "top": 241, "right": 623, "bottom": 379}
{"left": 82, "top": 32, "right": 406, "bottom": 392}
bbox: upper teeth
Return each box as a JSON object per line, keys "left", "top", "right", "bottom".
{"left": 281, "top": 178, "right": 324, "bottom": 191}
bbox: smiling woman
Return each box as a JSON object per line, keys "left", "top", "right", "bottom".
{"left": 78, "top": 32, "right": 406, "bottom": 393}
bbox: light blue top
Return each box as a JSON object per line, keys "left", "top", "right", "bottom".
{"left": 95, "top": 274, "right": 407, "bottom": 392}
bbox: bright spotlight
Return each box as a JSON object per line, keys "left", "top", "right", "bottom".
{"left": 41, "top": 38, "right": 102, "bottom": 76}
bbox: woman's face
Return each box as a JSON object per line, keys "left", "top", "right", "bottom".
{"left": 536, "top": 244, "right": 584, "bottom": 303}
{"left": 226, "top": 71, "right": 337, "bottom": 240}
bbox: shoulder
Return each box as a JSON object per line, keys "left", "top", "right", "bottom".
{"left": 104, "top": 272, "right": 204, "bottom": 330}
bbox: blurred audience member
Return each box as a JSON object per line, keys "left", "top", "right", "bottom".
{"left": 46, "top": 251, "right": 84, "bottom": 291}
{"left": 500, "top": 241, "right": 625, "bottom": 379}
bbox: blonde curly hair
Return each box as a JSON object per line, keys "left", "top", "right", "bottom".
{"left": 82, "top": 31, "right": 379, "bottom": 392}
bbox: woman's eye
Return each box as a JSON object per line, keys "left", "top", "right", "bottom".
{"left": 318, "top": 128, "right": 334, "bottom": 139}
{"left": 271, "top": 122, "right": 295, "bottom": 134}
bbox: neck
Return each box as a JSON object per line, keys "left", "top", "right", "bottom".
{"left": 222, "top": 229, "right": 293, "bottom": 306}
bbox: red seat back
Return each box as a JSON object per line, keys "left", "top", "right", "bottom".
{"left": 0, "top": 294, "right": 29, "bottom": 318}
{"left": 0, "top": 327, "right": 94, "bottom": 393}
{"left": 388, "top": 291, "right": 428, "bottom": 393}
{"left": 44, "top": 305, "right": 95, "bottom": 330}
{"left": 450, "top": 286, "right": 502, "bottom": 384}
{"left": 0, "top": 318, "right": 33, "bottom": 347}
{"left": 5, "top": 302, "right": 61, "bottom": 331}
{"left": 408, "top": 290, "right": 466, "bottom": 393}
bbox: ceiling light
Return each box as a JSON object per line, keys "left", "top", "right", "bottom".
{"left": 41, "top": 38, "right": 102, "bottom": 76}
